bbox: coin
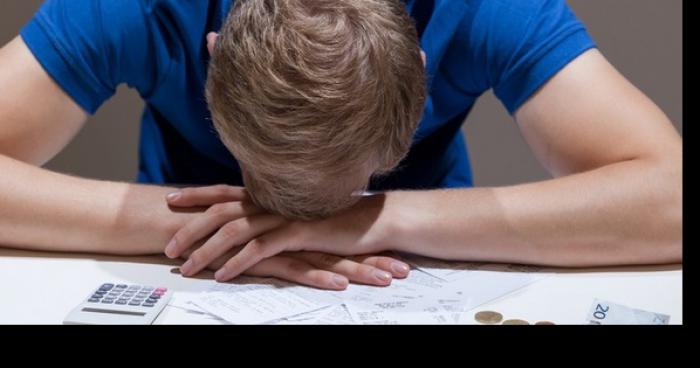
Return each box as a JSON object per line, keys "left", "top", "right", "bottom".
{"left": 502, "top": 319, "right": 530, "bottom": 325}
{"left": 535, "top": 321, "right": 556, "bottom": 325}
{"left": 474, "top": 311, "right": 503, "bottom": 324}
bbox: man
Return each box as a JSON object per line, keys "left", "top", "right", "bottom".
{"left": 0, "top": 0, "right": 682, "bottom": 291}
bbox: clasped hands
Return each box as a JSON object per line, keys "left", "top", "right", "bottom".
{"left": 163, "top": 185, "right": 409, "bottom": 290}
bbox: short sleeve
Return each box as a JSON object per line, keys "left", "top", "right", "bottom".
{"left": 465, "top": 0, "right": 597, "bottom": 114}
{"left": 19, "top": 0, "right": 165, "bottom": 114}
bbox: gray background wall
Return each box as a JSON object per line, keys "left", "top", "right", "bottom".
{"left": 0, "top": 1, "right": 682, "bottom": 186}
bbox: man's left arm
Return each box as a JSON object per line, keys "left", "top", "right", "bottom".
{"left": 382, "top": 48, "right": 682, "bottom": 267}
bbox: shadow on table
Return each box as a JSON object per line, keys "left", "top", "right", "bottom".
{"left": 0, "top": 246, "right": 218, "bottom": 282}
{"left": 524, "top": 263, "right": 681, "bottom": 274}
{"left": 1, "top": 246, "right": 682, "bottom": 278}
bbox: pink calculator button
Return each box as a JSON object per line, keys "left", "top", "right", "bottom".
{"left": 155, "top": 288, "right": 167, "bottom": 293}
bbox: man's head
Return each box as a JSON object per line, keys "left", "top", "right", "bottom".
{"left": 206, "top": 0, "right": 426, "bottom": 220}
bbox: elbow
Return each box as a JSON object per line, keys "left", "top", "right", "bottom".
{"left": 655, "top": 193, "right": 682, "bottom": 264}
{"left": 661, "top": 175, "right": 682, "bottom": 263}
{"left": 645, "top": 155, "right": 682, "bottom": 264}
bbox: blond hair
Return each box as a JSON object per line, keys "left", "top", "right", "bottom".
{"left": 206, "top": 0, "right": 426, "bottom": 220}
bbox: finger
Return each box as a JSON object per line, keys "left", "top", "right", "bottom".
{"left": 202, "top": 246, "right": 243, "bottom": 271}
{"left": 181, "top": 245, "right": 243, "bottom": 273}
{"left": 165, "top": 201, "right": 265, "bottom": 258}
{"left": 206, "top": 32, "right": 218, "bottom": 55}
{"left": 214, "top": 226, "right": 293, "bottom": 282}
{"left": 245, "top": 256, "right": 349, "bottom": 290}
{"left": 289, "top": 252, "right": 393, "bottom": 286}
{"left": 179, "top": 214, "right": 287, "bottom": 277}
{"left": 177, "top": 239, "right": 208, "bottom": 263}
{"left": 166, "top": 185, "right": 250, "bottom": 207}
{"left": 351, "top": 255, "right": 411, "bottom": 279}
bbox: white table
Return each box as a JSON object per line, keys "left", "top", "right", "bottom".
{"left": 0, "top": 248, "right": 682, "bottom": 324}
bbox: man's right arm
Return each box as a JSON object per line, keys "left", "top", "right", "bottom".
{"left": 0, "top": 36, "right": 192, "bottom": 255}
{"left": 0, "top": 36, "right": 414, "bottom": 289}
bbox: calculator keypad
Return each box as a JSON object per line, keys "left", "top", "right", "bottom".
{"left": 87, "top": 283, "right": 168, "bottom": 307}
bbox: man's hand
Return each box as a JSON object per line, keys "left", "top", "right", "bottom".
{"left": 180, "top": 245, "right": 408, "bottom": 291}
{"left": 164, "top": 185, "right": 408, "bottom": 288}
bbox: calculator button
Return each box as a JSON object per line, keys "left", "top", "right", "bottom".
{"left": 91, "top": 294, "right": 104, "bottom": 300}
{"left": 115, "top": 284, "right": 128, "bottom": 289}
{"left": 142, "top": 303, "right": 155, "bottom": 307}
{"left": 88, "top": 298, "right": 100, "bottom": 303}
{"left": 99, "top": 283, "right": 114, "bottom": 291}
{"left": 146, "top": 298, "right": 159, "bottom": 304}
{"left": 101, "top": 300, "right": 114, "bottom": 304}
{"left": 142, "top": 287, "right": 154, "bottom": 292}
{"left": 155, "top": 288, "right": 167, "bottom": 292}
{"left": 115, "top": 300, "right": 128, "bottom": 305}
{"left": 128, "top": 301, "right": 142, "bottom": 306}
{"left": 94, "top": 290, "right": 107, "bottom": 295}
{"left": 127, "top": 285, "right": 140, "bottom": 290}
{"left": 149, "top": 294, "right": 161, "bottom": 299}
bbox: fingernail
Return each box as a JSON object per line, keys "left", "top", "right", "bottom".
{"left": 332, "top": 275, "right": 348, "bottom": 288}
{"left": 166, "top": 192, "right": 181, "bottom": 201}
{"left": 374, "top": 270, "right": 392, "bottom": 282}
{"left": 164, "top": 239, "right": 177, "bottom": 258}
{"left": 214, "top": 268, "right": 227, "bottom": 281}
{"left": 180, "top": 259, "right": 193, "bottom": 276}
{"left": 391, "top": 261, "right": 410, "bottom": 274}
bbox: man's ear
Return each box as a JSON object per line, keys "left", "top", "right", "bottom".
{"left": 420, "top": 50, "right": 426, "bottom": 67}
{"left": 207, "top": 32, "right": 219, "bottom": 56}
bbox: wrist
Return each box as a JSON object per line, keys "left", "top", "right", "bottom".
{"left": 372, "top": 190, "right": 421, "bottom": 254}
{"left": 109, "top": 184, "right": 195, "bottom": 255}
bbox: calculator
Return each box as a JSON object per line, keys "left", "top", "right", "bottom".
{"left": 63, "top": 283, "right": 172, "bottom": 325}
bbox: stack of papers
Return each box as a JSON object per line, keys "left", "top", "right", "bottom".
{"left": 168, "top": 255, "right": 546, "bottom": 324}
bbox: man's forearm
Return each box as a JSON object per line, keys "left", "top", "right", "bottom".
{"left": 384, "top": 158, "right": 681, "bottom": 267}
{"left": 0, "top": 154, "right": 194, "bottom": 255}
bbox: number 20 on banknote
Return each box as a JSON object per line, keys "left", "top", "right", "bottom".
{"left": 587, "top": 298, "right": 670, "bottom": 325}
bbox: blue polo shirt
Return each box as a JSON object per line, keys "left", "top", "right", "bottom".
{"left": 20, "top": 0, "right": 595, "bottom": 190}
